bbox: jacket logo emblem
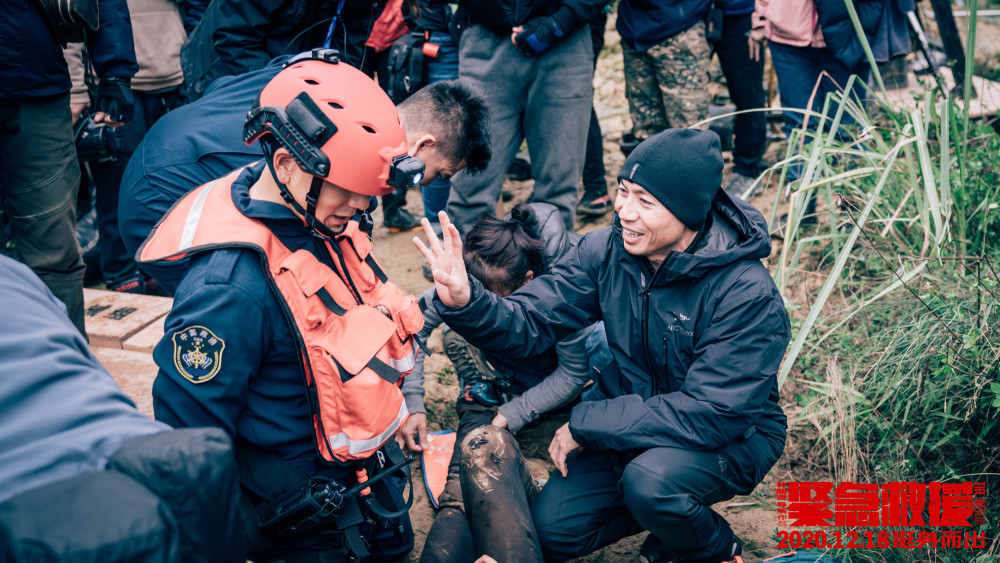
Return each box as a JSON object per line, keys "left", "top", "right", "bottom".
{"left": 173, "top": 326, "right": 226, "bottom": 384}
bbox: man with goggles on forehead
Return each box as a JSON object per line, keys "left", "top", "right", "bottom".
{"left": 138, "top": 50, "right": 431, "bottom": 562}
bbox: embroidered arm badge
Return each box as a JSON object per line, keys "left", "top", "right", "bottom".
{"left": 172, "top": 325, "right": 226, "bottom": 384}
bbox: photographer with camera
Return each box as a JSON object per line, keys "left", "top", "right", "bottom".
{"left": 0, "top": 0, "right": 136, "bottom": 335}
{"left": 64, "top": 0, "right": 186, "bottom": 294}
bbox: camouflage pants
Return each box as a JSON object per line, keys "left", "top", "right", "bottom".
{"left": 623, "top": 20, "right": 712, "bottom": 139}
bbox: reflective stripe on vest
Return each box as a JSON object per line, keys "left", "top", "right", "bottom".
{"left": 389, "top": 341, "right": 416, "bottom": 374}
{"left": 328, "top": 400, "right": 408, "bottom": 455}
{"left": 179, "top": 178, "right": 219, "bottom": 251}
{"left": 139, "top": 172, "right": 423, "bottom": 463}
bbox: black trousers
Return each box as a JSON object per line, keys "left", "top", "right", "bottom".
{"left": 582, "top": 13, "right": 608, "bottom": 193}
{"left": 89, "top": 87, "right": 184, "bottom": 287}
{"left": 531, "top": 431, "right": 784, "bottom": 563}
{"left": 710, "top": 13, "right": 768, "bottom": 177}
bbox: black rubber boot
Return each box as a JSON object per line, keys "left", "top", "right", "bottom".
{"left": 382, "top": 190, "right": 421, "bottom": 232}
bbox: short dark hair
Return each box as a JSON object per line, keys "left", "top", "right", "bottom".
{"left": 398, "top": 80, "right": 491, "bottom": 174}
{"left": 463, "top": 204, "right": 546, "bottom": 296}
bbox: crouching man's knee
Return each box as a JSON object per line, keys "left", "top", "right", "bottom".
{"left": 621, "top": 458, "right": 700, "bottom": 530}
{"left": 532, "top": 520, "right": 585, "bottom": 563}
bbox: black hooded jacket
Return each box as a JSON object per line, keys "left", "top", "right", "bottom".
{"left": 437, "top": 192, "right": 790, "bottom": 453}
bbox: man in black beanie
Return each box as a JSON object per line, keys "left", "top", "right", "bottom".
{"left": 415, "top": 128, "right": 790, "bottom": 563}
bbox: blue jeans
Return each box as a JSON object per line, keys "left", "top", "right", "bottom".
{"left": 422, "top": 31, "right": 459, "bottom": 222}
{"left": 768, "top": 42, "right": 870, "bottom": 180}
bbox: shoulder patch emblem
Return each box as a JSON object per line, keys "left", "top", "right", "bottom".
{"left": 172, "top": 326, "right": 226, "bottom": 384}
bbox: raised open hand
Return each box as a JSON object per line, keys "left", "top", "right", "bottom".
{"left": 412, "top": 211, "right": 471, "bottom": 308}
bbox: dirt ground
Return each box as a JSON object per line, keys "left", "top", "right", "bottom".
{"left": 365, "top": 16, "right": 796, "bottom": 563}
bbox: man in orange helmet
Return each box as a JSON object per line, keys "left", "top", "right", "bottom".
{"left": 139, "top": 50, "right": 430, "bottom": 562}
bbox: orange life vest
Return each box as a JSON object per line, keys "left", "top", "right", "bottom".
{"left": 138, "top": 169, "right": 424, "bottom": 463}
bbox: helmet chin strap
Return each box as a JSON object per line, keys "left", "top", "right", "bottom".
{"left": 263, "top": 145, "right": 344, "bottom": 240}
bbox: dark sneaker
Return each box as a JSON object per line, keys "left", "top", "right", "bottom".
{"left": 723, "top": 172, "right": 761, "bottom": 201}
{"left": 620, "top": 130, "right": 641, "bottom": 157}
{"left": 578, "top": 189, "right": 613, "bottom": 217}
{"left": 383, "top": 207, "right": 422, "bottom": 233}
{"left": 720, "top": 537, "right": 744, "bottom": 563}
{"left": 442, "top": 329, "right": 503, "bottom": 407}
{"left": 109, "top": 272, "right": 146, "bottom": 294}
{"left": 506, "top": 157, "right": 532, "bottom": 182}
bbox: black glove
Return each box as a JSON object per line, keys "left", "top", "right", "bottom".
{"left": 94, "top": 76, "right": 135, "bottom": 123}
{"left": 513, "top": 15, "right": 567, "bottom": 56}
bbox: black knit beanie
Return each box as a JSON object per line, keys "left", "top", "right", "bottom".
{"left": 616, "top": 128, "right": 723, "bottom": 229}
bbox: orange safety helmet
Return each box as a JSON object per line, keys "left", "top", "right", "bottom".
{"left": 243, "top": 49, "right": 423, "bottom": 197}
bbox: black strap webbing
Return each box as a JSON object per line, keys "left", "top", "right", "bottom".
{"left": 358, "top": 441, "right": 414, "bottom": 520}
{"left": 412, "top": 336, "right": 431, "bottom": 357}
{"left": 365, "top": 357, "right": 402, "bottom": 384}
{"left": 334, "top": 497, "right": 369, "bottom": 559}
{"left": 365, "top": 254, "right": 388, "bottom": 283}
{"left": 316, "top": 287, "right": 347, "bottom": 316}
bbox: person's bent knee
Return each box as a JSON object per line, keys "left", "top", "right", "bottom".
{"left": 533, "top": 522, "right": 586, "bottom": 563}
{"left": 621, "top": 460, "right": 696, "bottom": 527}
{"left": 459, "top": 424, "right": 516, "bottom": 464}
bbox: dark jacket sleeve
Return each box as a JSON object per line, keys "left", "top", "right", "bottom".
{"left": 569, "top": 273, "right": 790, "bottom": 452}
{"left": 436, "top": 230, "right": 605, "bottom": 360}
{"left": 87, "top": 0, "right": 138, "bottom": 79}
{"left": 181, "top": 0, "right": 211, "bottom": 32}
{"left": 152, "top": 256, "right": 268, "bottom": 436}
{"left": 814, "top": 0, "right": 883, "bottom": 70}
{"left": 551, "top": 0, "right": 608, "bottom": 31}
{"left": 212, "top": 0, "right": 286, "bottom": 75}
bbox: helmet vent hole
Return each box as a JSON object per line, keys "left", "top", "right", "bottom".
{"left": 328, "top": 102, "right": 343, "bottom": 109}
{"left": 362, "top": 125, "right": 376, "bottom": 134}
{"left": 304, "top": 79, "right": 320, "bottom": 85}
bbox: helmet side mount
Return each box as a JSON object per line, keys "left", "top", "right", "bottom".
{"left": 244, "top": 92, "right": 339, "bottom": 178}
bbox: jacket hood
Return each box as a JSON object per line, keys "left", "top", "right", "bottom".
{"left": 613, "top": 189, "right": 772, "bottom": 284}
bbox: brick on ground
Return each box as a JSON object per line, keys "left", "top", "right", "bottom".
{"left": 85, "top": 289, "right": 172, "bottom": 417}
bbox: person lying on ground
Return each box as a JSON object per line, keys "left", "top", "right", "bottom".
{"left": 399, "top": 202, "right": 597, "bottom": 563}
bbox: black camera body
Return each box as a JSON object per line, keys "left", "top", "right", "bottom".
{"left": 74, "top": 116, "right": 123, "bottom": 163}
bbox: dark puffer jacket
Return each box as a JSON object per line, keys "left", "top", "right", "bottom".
{"left": 0, "top": 0, "right": 136, "bottom": 98}
{"left": 437, "top": 191, "right": 790, "bottom": 453}
{"left": 813, "top": 0, "right": 887, "bottom": 70}
{"left": 616, "top": 0, "right": 712, "bottom": 52}
{"left": 181, "top": 0, "right": 383, "bottom": 100}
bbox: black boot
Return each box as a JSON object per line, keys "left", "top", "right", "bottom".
{"left": 382, "top": 190, "right": 421, "bottom": 232}
{"left": 442, "top": 329, "right": 504, "bottom": 407}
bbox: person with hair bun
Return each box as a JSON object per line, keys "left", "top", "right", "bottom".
{"left": 399, "top": 202, "right": 596, "bottom": 563}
